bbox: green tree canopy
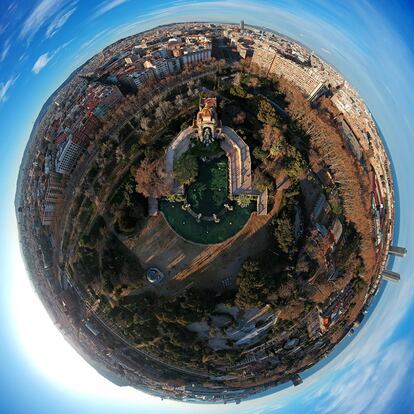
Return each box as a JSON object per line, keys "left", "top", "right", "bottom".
{"left": 235, "top": 260, "right": 267, "bottom": 309}
{"left": 284, "top": 145, "right": 305, "bottom": 179}
{"left": 174, "top": 153, "right": 199, "bottom": 186}
{"left": 273, "top": 211, "right": 295, "bottom": 255}
{"left": 235, "top": 194, "right": 252, "bottom": 208}
{"left": 257, "top": 99, "right": 279, "bottom": 127}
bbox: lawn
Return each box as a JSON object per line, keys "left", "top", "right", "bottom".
{"left": 159, "top": 199, "right": 255, "bottom": 244}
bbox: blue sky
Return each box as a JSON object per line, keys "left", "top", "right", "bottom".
{"left": 1, "top": 1, "right": 414, "bottom": 413}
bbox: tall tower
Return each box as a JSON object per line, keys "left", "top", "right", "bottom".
{"left": 381, "top": 270, "right": 400, "bottom": 283}
{"left": 240, "top": 20, "right": 245, "bottom": 31}
{"left": 389, "top": 246, "right": 407, "bottom": 257}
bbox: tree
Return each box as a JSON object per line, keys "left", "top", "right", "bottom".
{"left": 155, "top": 104, "right": 168, "bottom": 122}
{"left": 235, "top": 194, "right": 252, "bottom": 208}
{"left": 130, "top": 143, "right": 139, "bottom": 156}
{"left": 352, "top": 277, "right": 367, "bottom": 292}
{"left": 174, "top": 153, "right": 198, "bottom": 186}
{"left": 115, "top": 209, "right": 138, "bottom": 234}
{"left": 140, "top": 117, "right": 151, "bottom": 131}
{"left": 257, "top": 99, "right": 278, "bottom": 127}
{"left": 296, "top": 254, "right": 310, "bottom": 274}
{"left": 230, "top": 84, "right": 247, "bottom": 98}
{"left": 235, "top": 260, "right": 267, "bottom": 308}
{"left": 260, "top": 124, "right": 283, "bottom": 152}
{"left": 331, "top": 202, "right": 343, "bottom": 216}
{"left": 273, "top": 212, "right": 295, "bottom": 255}
{"left": 233, "top": 72, "right": 241, "bottom": 86}
{"left": 249, "top": 76, "right": 260, "bottom": 89}
{"left": 175, "top": 94, "right": 184, "bottom": 107}
{"left": 253, "top": 168, "right": 274, "bottom": 192}
{"left": 134, "top": 158, "right": 169, "bottom": 198}
{"left": 269, "top": 141, "right": 284, "bottom": 158}
{"left": 280, "top": 77, "right": 375, "bottom": 277}
{"left": 233, "top": 111, "right": 246, "bottom": 125}
{"left": 252, "top": 147, "right": 267, "bottom": 162}
{"left": 284, "top": 145, "right": 305, "bottom": 179}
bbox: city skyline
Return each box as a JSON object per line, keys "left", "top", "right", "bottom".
{"left": 1, "top": 1, "right": 414, "bottom": 414}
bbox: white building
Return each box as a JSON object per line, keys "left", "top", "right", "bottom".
{"left": 55, "top": 135, "right": 84, "bottom": 175}
{"left": 142, "top": 47, "right": 211, "bottom": 80}
{"left": 144, "top": 59, "right": 171, "bottom": 79}
{"left": 331, "top": 89, "right": 353, "bottom": 113}
{"left": 180, "top": 48, "right": 211, "bottom": 66}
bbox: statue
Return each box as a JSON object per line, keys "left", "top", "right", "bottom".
{"left": 203, "top": 127, "right": 213, "bottom": 145}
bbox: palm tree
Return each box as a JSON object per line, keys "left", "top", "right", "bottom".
{"left": 236, "top": 194, "right": 252, "bottom": 208}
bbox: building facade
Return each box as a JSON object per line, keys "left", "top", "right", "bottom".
{"left": 40, "top": 172, "right": 64, "bottom": 225}
{"left": 180, "top": 48, "right": 211, "bottom": 66}
{"left": 55, "top": 136, "right": 85, "bottom": 175}
{"left": 251, "top": 42, "right": 325, "bottom": 97}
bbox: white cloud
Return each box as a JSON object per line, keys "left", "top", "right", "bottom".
{"left": 45, "top": 5, "right": 77, "bottom": 38}
{"left": 0, "top": 38, "right": 11, "bottom": 62}
{"left": 31, "top": 39, "right": 73, "bottom": 74}
{"left": 92, "top": 0, "right": 129, "bottom": 19}
{"left": 19, "top": 0, "right": 65, "bottom": 41}
{"left": 31, "top": 52, "right": 53, "bottom": 74}
{"left": 312, "top": 339, "right": 413, "bottom": 414}
{"left": 8, "top": 2, "right": 18, "bottom": 13}
{"left": 80, "top": 29, "right": 110, "bottom": 50}
{"left": 0, "top": 74, "right": 19, "bottom": 103}
{"left": 0, "top": 23, "right": 9, "bottom": 35}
